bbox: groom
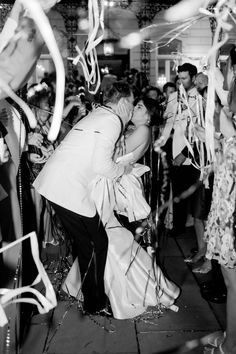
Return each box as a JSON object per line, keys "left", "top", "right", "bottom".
{"left": 33, "top": 81, "right": 134, "bottom": 314}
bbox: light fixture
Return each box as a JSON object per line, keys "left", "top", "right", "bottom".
{"left": 157, "top": 74, "right": 167, "bottom": 87}
{"left": 101, "top": 66, "right": 109, "bottom": 74}
{"left": 103, "top": 40, "right": 115, "bottom": 56}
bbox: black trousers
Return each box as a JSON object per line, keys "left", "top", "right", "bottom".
{"left": 171, "top": 165, "right": 200, "bottom": 231}
{"left": 50, "top": 202, "right": 108, "bottom": 313}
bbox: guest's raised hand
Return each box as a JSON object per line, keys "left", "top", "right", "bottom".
{"left": 220, "top": 108, "right": 236, "bottom": 140}
{"left": 41, "top": 145, "right": 54, "bottom": 160}
{"left": 40, "top": 145, "right": 50, "bottom": 160}
{"left": 28, "top": 153, "right": 47, "bottom": 164}
{"left": 28, "top": 132, "right": 44, "bottom": 148}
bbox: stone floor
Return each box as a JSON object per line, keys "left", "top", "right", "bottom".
{"left": 21, "top": 227, "right": 226, "bottom": 354}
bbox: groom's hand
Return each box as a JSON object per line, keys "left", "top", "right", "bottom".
{"left": 116, "top": 97, "right": 133, "bottom": 124}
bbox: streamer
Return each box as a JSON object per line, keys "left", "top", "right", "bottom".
{"left": 20, "top": 0, "right": 65, "bottom": 142}
{"left": 0, "top": 232, "right": 57, "bottom": 327}
{"left": 0, "top": 0, "right": 64, "bottom": 141}
{"left": 72, "top": 0, "right": 104, "bottom": 95}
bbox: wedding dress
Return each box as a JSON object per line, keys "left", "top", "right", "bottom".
{"left": 63, "top": 157, "right": 180, "bottom": 319}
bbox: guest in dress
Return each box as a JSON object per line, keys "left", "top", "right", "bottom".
{"left": 203, "top": 57, "right": 236, "bottom": 352}
{"left": 204, "top": 110, "right": 236, "bottom": 354}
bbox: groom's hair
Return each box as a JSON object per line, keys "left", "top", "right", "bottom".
{"left": 103, "top": 81, "right": 132, "bottom": 104}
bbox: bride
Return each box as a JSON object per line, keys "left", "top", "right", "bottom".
{"left": 62, "top": 96, "right": 180, "bottom": 319}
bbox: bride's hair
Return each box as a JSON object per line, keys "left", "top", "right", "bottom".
{"left": 134, "top": 96, "right": 160, "bottom": 126}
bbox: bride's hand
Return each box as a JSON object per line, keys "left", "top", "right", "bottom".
{"left": 28, "top": 132, "right": 44, "bottom": 148}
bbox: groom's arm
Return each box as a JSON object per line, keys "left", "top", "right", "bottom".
{"left": 92, "top": 115, "right": 127, "bottom": 179}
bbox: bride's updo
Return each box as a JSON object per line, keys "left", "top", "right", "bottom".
{"left": 133, "top": 96, "right": 160, "bottom": 126}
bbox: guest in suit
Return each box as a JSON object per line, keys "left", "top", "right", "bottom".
{"left": 33, "top": 81, "right": 134, "bottom": 314}
{"left": 159, "top": 64, "right": 206, "bottom": 254}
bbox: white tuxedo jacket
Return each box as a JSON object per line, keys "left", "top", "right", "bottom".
{"left": 33, "top": 106, "right": 126, "bottom": 217}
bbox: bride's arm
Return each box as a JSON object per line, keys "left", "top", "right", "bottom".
{"left": 125, "top": 125, "right": 151, "bottom": 163}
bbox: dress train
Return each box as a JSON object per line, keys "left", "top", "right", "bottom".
{"left": 62, "top": 165, "right": 180, "bottom": 319}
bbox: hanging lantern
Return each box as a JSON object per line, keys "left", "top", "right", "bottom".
{"left": 103, "top": 39, "right": 115, "bottom": 56}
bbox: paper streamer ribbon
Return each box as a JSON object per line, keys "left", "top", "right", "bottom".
{"left": 142, "top": 16, "right": 203, "bottom": 53}
{"left": 199, "top": 1, "right": 231, "bottom": 163}
{"left": 0, "top": 77, "right": 37, "bottom": 129}
{"left": 0, "top": 232, "right": 57, "bottom": 327}
{"left": 73, "top": 0, "right": 104, "bottom": 95}
{"left": 162, "top": 0, "right": 236, "bottom": 165}
{"left": 174, "top": 85, "right": 198, "bottom": 162}
{"left": 20, "top": 0, "right": 65, "bottom": 142}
